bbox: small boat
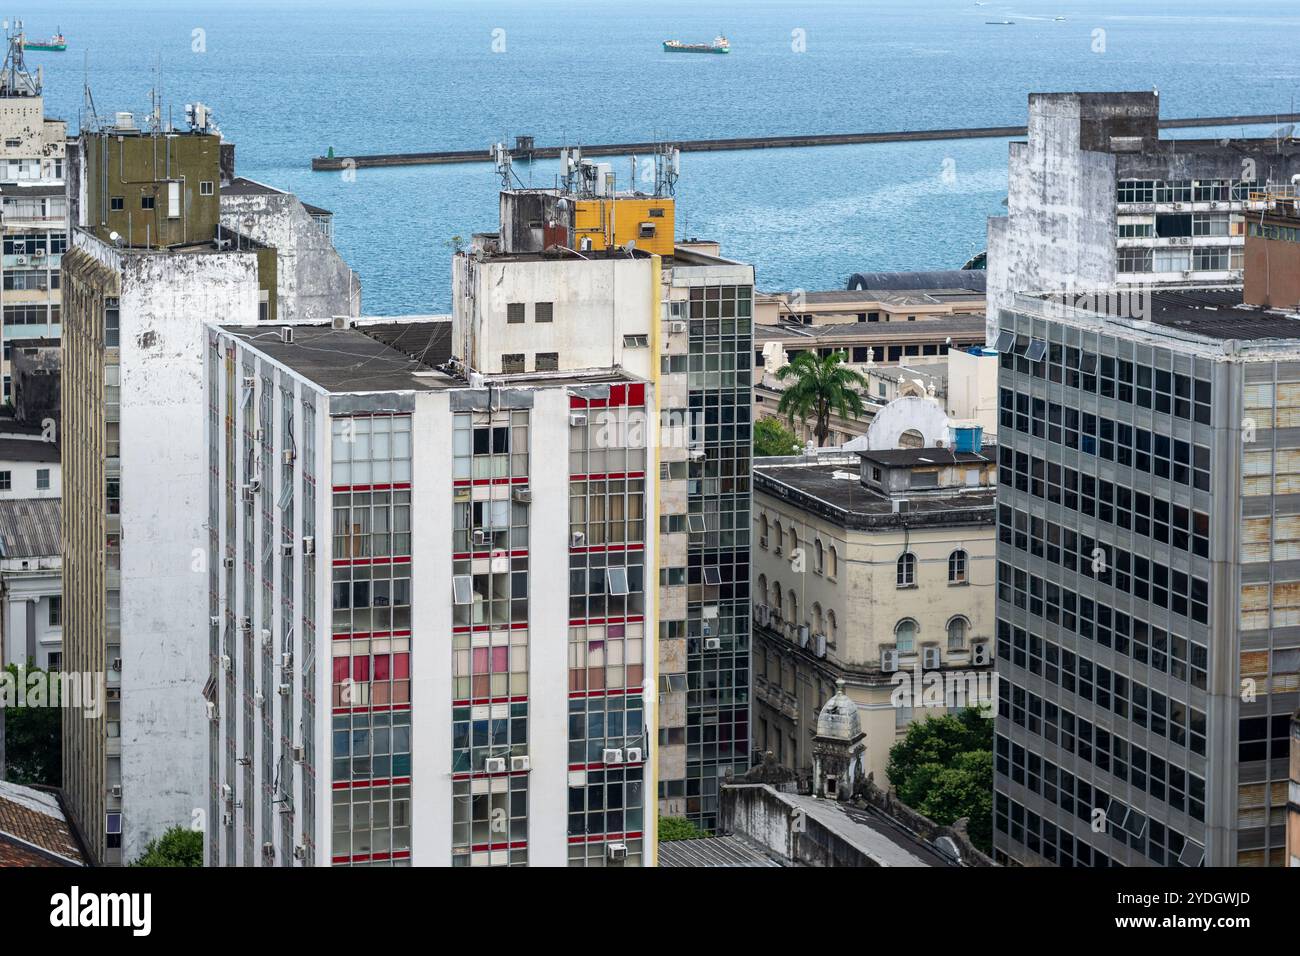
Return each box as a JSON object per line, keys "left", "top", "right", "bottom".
{"left": 985, "top": 20, "right": 1015, "bottom": 25}
{"left": 1054, "top": 15, "right": 1066, "bottom": 21}
{"left": 23, "top": 28, "right": 66, "bottom": 52}
{"left": 664, "top": 35, "right": 730, "bottom": 54}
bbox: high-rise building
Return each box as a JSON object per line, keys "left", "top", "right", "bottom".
{"left": 0, "top": 31, "right": 67, "bottom": 402}
{"left": 207, "top": 309, "right": 658, "bottom": 867}
{"left": 60, "top": 105, "right": 357, "bottom": 864}
{"left": 455, "top": 158, "right": 754, "bottom": 831}
{"left": 987, "top": 92, "right": 1300, "bottom": 343}
{"left": 991, "top": 259, "right": 1300, "bottom": 865}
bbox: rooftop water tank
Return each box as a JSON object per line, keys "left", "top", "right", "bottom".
{"left": 950, "top": 423, "right": 983, "bottom": 453}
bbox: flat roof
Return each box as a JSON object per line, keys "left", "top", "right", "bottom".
{"left": 755, "top": 316, "right": 986, "bottom": 343}
{"left": 0, "top": 497, "right": 60, "bottom": 558}
{"left": 755, "top": 460, "right": 995, "bottom": 528}
{"left": 763, "top": 288, "right": 985, "bottom": 307}
{"left": 1027, "top": 287, "right": 1300, "bottom": 343}
{"left": 857, "top": 446, "right": 989, "bottom": 468}
{"left": 224, "top": 176, "right": 333, "bottom": 216}
{"left": 0, "top": 437, "right": 59, "bottom": 463}
{"left": 222, "top": 320, "right": 643, "bottom": 395}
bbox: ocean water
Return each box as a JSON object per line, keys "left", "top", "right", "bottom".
{"left": 25, "top": 0, "right": 1300, "bottom": 312}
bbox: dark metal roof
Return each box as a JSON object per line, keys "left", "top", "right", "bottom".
{"left": 0, "top": 497, "right": 60, "bottom": 558}
{"left": 360, "top": 321, "right": 453, "bottom": 369}
{"left": 1034, "top": 288, "right": 1300, "bottom": 342}
{"left": 857, "top": 447, "right": 991, "bottom": 468}
{"left": 0, "top": 438, "right": 58, "bottom": 463}
{"left": 848, "top": 270, "right": 986, "bottom": 293}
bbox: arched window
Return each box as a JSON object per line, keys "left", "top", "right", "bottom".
{"left": 827, "top": 545, "right": 838, "bottom": 579}
{"left": 790, "top": 529, "right": 800, "bottom": 562}
{"left": 827, "top": 610, "right": 838, "bottom": 644}
{"left": 815, "top": 539, "right": 825, "bottom": 574}
{"left": 756, "top": 574, "right": 767, "bottom": 606}
{"left": 772, "top": 581, "right": 783, "bottom": 613}
{"left": 947, "top": 616, "right": 969, "bottom": 650}
{"left": 897, "top": 552, "right": 916, "bottom": 588}
{"left": 788, "top": 590, "right": 799, "bottom": 628}
{"left": 774, "top": 522, "right": 784, "bottom": 553}
{"left": 948, "top": 549, "right": 968, "bottom": 584}
{"left": 760, "top": 514, "right": 769, "bottom": 549}
{"left": 895, "top": 618, "right": 918, "bottom": 654}
{"left": 812, "top": 602, "right": 824, "bottom": 635}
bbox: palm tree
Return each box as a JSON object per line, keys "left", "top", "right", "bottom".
{"left": 775, "top": 351, "right": 867, "bottom": 447}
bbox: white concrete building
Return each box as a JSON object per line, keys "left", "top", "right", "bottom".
{"left": 206, "top": 317, "right": 657, "bottom": 867}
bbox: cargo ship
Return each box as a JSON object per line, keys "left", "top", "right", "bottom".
{"left": 23, "top": 29, "right": 66, "bottom": 52}
{"left": 663, "top": 35, "right": 730, "bottom": 54}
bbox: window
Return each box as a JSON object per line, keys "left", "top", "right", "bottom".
{"left": 606, "top": 567, "right": 629, "bottom": 596}
{"left": 36, "top": 468, "right": 49, "bottom": 491}
{"left": 200, "top": 181, "right": 215, "bottom": 196}
{"left": 947, "top": 616, "right": 968, "bottom": 650}
{"left": 105, "top": 298, "right": 120, "bottom": 348}
{"left": 501, "top": 353, "right": 525, "bottom": 373}
{"left": 141, "top": 194, "right": 155, "bottom": 210}
{"left": 827, "top": 545, "right": 838, "bottom": 578}
{"left": 0, "top": 471, "right": 10, "bottom": 491}
{"left": 759, "top": 514, "right": 768, "bottom": 548}
{"left": 46, "top": 651, "right": 61, "bottom": 671}
{"left": 948, "top": 549, "right": 968, "bottom": 584}
{"left": 535, "top": 352, "right": 558, "bottom": 372}
{"left": 106, "top": 812, "right": 123, "bottom": 849}
{"left": 506, "top": 303, "right": 525, "bottom": 324}
{"left": 535, "top": 301, "right": 553, "bottom": 323}
{"left": 623, "top": 334, "right": 648, "bottom": 348}
{"left": 452, "top": 575, "right": 473, "bottom": 605}
{"left": 110, "top": 196, "right": 124, "bottom": 211}
{"left": 827, "top": 610, "right": 837, "bottom": 644}
{"left": 897, "top": 552, "right": 916, "bottom": 588}
{"left": 896, "top": 619, "right": 918, "bottom": 654}
{"left": 815, "top": 539, "right": 824, "bottom": 574}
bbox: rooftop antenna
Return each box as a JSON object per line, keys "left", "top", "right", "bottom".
{"left": 0, "top": 18, "right": 39, "bottom": 98}
{"left": 490, "top": 141, "right": 513, "bottom": 190}
{"left": 654, "top": 143, "right": 680, "bottom": 198}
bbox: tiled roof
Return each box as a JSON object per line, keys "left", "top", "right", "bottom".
{"left": 0, "top": 782, "right": 85, "bottom": 866}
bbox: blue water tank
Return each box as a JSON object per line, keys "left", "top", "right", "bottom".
{"left": 951, "top": 424, "right": 983, "bottom": 453}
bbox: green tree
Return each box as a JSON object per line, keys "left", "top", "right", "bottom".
{"left": 658, "top": 815, "right": 707, "bottom": 842}
{"left": 131, "top": 825, "right": 204, "bottom": 867}
{"left": 775, "top": 351, "right": 866, "bottom": 446}
{"left": 753, "top": 416, "right": 801, "bottom": 457}
{"left": 886, "top": 708, "right": 993, "bottom": 853}
{"left": 2, "top": 662, "right": 61, "bottom": 786}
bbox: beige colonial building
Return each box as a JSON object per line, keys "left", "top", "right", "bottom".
{"left": 752, "top": 443, "right": 996, "bottom": 787}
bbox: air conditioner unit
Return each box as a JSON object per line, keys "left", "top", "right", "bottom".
{"left": 293, "top": 844, "right": 307, "bottom": 861}
{"left": 923, "top": 646, "right": 942, "bottom": 670}
{"left": 1173, "top": 202, "right": 1184, "bottom": 210}
{"left": 331, "top": 316, "right": 349, "bottom": 331}
{"left": 972, "top": 641, "right": 992, "bottom": 667}
{"left": 1209, "top": 201, "right": 1219, "bottom": 209}
{"left": 279, "top": 327, "right": 294, "bottom": 344}
{"left": 261, "top": 628, "right": 272, "bottom": 649}
{"left": 109, "top": 784, "right": 122, "bottom": 798}
{"left": 111, "top": 657, "right": 121, "bottom": 671}
{"left": 281, "top": 652, "right": 293, "bottom": 669}
{"left": 278, "top": 683, "right": 291, "bottom": 697}
{"left": 15, "top": 255, "right": 25, "bottom": 265}
{"left": 281, "top": 541, "right": 294, "bottom": 557}
{"left": 243, "top": 375, "right": 256, "bottom": 389}
{"left": 626, "top": 747, "right": 643, "bottom": 763}
{"left": 248, "top": 478, "right": 261, "bottom": 494}
{"left": 472, "top": 530, "right": 488, "bottom": 546}
{"left": 222, "top": 556, "right": 235, "bottom": 570}
{"left": 255, "top": 692, "right": 265, "bottom": 708}
{"left": 292, "top": 745, "right": 304, "bottom": 763}
{"left": 220, "top": 812, "right": 233, "bottom": 827}
{"left": 220, "top": 654, "right": 232, "bottom": 671}
{"left": 569, "top": 412, "right": 588, "bottom": 427}
{"left": 302, "top": 536, "right": 315, "bottom": 556}
{"left": 704, "top": 636, "right": 721, "bottom": 650}
{"left": 220, "top": 783, "right": 232, "bottom": 801}
{"left": 670, "top": 320, "right": 687, "bottom": 334}
{"left": 206, "top": 701, "right": 217, "bottom": 721}
{"left": 602, "top": 748, "right": 624, "bottom": 765}
{"left": 282, "top": 449, "right": 295, "bottom": 465}
{"left": 510, "top": 755, "right": 531, "bottom": 772}
{"left": 512, "top": 486, "right": 532, "bottom": 504}
{"left": 209, "top": 615, "right": 221, "bottom": 628}
{"left": 797, "top": 624, "right": 810, "bottom": 648}
{"left": 815, "top": 633, "right": 827, "bottom": 658}
{"left": 484, "top": 757, "right": 507, "bottom": 774}
{"left": 880, "top": 647, "right": 899, "bottom": 673}
{"left": 262, "top": 842, "right": 275, "bottom": 857}
{"left": 240, "top": 485, "right": 254, "bottom": 503}
{"left": 606, "top": 843, "right": 628, "bottom": 862}
{"left": 571, "top": 531, "right": 586, "bottom": 547}
{"left": 239, "top": 616, "right": 252, "bottom": 631}
{"left": 32, "top": 248, "right": 45, "bottom": 258}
